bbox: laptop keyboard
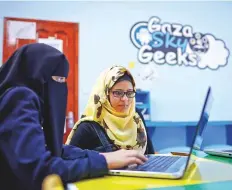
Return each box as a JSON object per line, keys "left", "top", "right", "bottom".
{"left": 129, "top": 156, "right": 181, "bottom": 172}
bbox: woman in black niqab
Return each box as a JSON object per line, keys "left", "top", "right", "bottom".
{"left": 0, "top": 43, "right": 108, "bottom": 190}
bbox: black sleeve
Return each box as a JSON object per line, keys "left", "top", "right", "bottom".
{"left": 136, "top": 108, "right": 155, "bottom": 154}
{"left": 0, "top": 87, "right": 108, "bottom": 190}
{"left": 69, "top": 121, "right": 102, "bottom": 150}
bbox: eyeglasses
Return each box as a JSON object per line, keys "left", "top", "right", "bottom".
{"left": 111, "top": 90, "right": 136, "bottom": 98}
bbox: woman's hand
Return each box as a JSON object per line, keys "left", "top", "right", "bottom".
{"left": 100, "top": 149, "right": 148, "bottom": 169}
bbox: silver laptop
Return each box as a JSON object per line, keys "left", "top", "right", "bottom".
{"left": 204, "top": 148, "right": 232, "bottom": 158}
{"left": 194, "top": 89, "right": 232, "bottom": 158}
{"left": 109, "top": 86, "right": 213, "bottom": 179}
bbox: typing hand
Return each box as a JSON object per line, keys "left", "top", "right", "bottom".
{"left": 100, "top": 149, "right": 148, "bottom": 169}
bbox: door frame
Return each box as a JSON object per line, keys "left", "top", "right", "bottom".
{"left": 3, "top": 17, "right": 79, "bottom": 121}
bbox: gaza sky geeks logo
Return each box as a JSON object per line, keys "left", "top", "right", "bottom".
{"left": 130, "top": 16, "right": 230, "bottom": 70}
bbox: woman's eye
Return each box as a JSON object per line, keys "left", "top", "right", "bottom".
{"left": 52, "top": 76, "right": 66, "bottom": 83}
{"left": 58, "top": 77, "right": 63, "bottom": 82}
{"left": 113, "top": 91, "right": 123, "bottom": 97}
{"left": 115, "top": 91, "right": 122, "bottom": 96}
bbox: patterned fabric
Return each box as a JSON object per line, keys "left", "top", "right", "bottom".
{"left": 66, "top": 65, "right": 147, "bottom": 154}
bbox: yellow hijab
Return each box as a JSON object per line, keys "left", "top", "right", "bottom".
{"left": 66, "top": 65, "right": 147, "bottom": 153}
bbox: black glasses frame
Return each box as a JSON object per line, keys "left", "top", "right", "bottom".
{"left": 111, "top": 90, "right": 136, "bottom": 98}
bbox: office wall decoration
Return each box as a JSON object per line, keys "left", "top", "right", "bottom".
{"left": 130, "top": 16, "right": 230, "bottom": 70}
{"left": 136, "top": 64, "right": 159, "bottom": 90}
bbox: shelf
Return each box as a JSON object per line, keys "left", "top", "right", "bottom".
{"left": 135, "top": 90, "right": 151, "bottom": 121}
{"left": 136, "top": 104, "right": 150, "bottom": 109}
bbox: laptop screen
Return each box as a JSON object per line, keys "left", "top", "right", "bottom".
{"left": 180, "top": 86, "right": 214, "bottom": 176}
{"left": 194, "top": 87, "right": 214, "bottom": 150}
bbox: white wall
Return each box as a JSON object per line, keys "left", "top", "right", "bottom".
{"left": 0, "top": 1, "right": 231, "bottom": 121}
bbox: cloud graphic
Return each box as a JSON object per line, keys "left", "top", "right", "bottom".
{"left": 136, "top": 28, "right": 152, "bottom": 45}
{"left": 186, "top": 34, "right": 230, "bottom": 70}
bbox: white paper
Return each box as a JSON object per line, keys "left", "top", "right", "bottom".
{"left": 38, "top": 38, "right": 63, "bottom": 53}
{"left": 7, "top": 20, "right": 36, "bottom": 45}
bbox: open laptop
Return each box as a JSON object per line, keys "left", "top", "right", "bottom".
{"left": 204, "top": 147, "right": 232, "bottom": 158}
{"left": 109, "top": 86, "right": 213, "bottom": 179}
{"left": 194, "top": 87, "right": 214, "bottom": 151}
{"left": 193, "top": 89, "right": 232, "bottom": 158}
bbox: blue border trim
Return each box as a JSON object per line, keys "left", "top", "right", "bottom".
{"left": 226, "top": 124, "right": 232, "bottom": 145}
{"left": 145, "top": 121, "right": 232, "bottom": 127}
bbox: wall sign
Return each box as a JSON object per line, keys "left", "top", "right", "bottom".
{"left": 130, "top": 16, "right": 230, "bottom": 70}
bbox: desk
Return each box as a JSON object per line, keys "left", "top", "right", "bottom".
{"left": 74, "top": 151, "right": 232, "bottom": 190}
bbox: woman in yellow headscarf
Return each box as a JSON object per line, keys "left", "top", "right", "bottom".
{"left": 66, "top": 65, "right": 154, "bottom": 154}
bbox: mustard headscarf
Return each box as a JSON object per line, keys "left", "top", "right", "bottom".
{"left": 66, "top": 65, "right": 147, "bottom": 154}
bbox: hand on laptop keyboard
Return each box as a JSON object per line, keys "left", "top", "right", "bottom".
{"left": 100, "top": 149, "right": 148, "bottom": 169}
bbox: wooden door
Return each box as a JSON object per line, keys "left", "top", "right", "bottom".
{"left": 3, "top": 17, "right": 79, "bottom": 142}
